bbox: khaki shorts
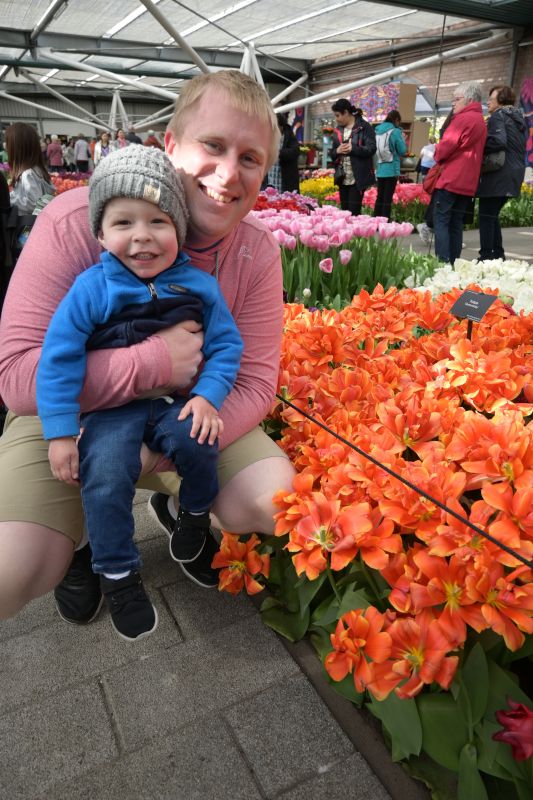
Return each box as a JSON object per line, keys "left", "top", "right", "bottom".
{"left": 0, "top": 413, "right": 287, "bottom": 545}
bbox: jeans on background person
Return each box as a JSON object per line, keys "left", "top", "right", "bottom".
{"left": 478, "top": 196, "right": 508, "bottom": 260}
{"left": 373, "top": 176, "right": 398, "bottom": 221}
{"left": 339, "top": 183, "right": 365, "bottom": 216}
{"left": 78, "top": 397, "right": 219, "bottom": 574}
{"left": 433, "top": 188, "right": 470, "bottom": 264}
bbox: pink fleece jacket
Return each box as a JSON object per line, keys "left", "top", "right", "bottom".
{"left": 0, "top": 186, "right": 283, "bottom": 450}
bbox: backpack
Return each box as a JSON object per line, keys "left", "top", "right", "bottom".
{"left": 376, "top": 129, "right": 394, "bottom": 163}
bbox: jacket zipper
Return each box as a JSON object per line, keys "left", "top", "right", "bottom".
{"left": 147, "top": 282, "right": 158, "bottom": 299}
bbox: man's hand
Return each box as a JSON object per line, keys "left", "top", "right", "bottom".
{"left": 155, "top": 320, "right": 204, "bottom": 390}
{"left": 178, "top": 396, "right": 223, "bottom": 445}
{"left": 48, "top": 437, "right": 80, "bottom": 486}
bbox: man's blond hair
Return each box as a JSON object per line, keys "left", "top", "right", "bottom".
{"left": 167, "top": 70, "right": 280, "bottom": 169}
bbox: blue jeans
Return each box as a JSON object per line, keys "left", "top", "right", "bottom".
{"left": 78, "top": 398, "right": 218, "bottom": 574}
{"left": 433, "top": 188, "right": 470, "bottom": 264}
{"left": 478, "top": 196, "right": 507, "bottom": 260}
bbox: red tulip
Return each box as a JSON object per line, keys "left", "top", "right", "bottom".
{"left": 493, "top": 697, "right": 533, "bottom": 761}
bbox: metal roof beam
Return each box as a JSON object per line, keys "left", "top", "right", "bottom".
{"left": 0, "top": 28, "right": 306, "bottom": 76}
{"left": 0, "top": 88, "right": 111, "bottom": 130}
{"left": 138, "top": 0, "right": 211, "bottom": 74}
{"left": 18, "top": 67, "right": 113, "bottom": 129}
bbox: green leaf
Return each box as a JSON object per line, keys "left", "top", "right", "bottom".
{"left": 310, "top": 594, "right": 340, "bottom": 627}
{"left": 309, "top": 626, "right": 333, "bottom": 660}
{"left": 404, "top": 753, "right": 458, "bottom": 800}
{"left": 260, "top": 597, "right": 310, "bottom": 642}
{"left": 296, "top": 571, "right": 327, "bottom": 618}
{"left": 326, "top": 670, "right": 364, "bottom": 706}
{"left": 368, "top": 693, "right": 422, "bottom": 762}
{"left": 457, "top": 643, "right": 489, "bottom": 729}
{"left": 458, "top": 743, "right": 488, "bottom": 800}
{"left": 417, "top": 693, "right": 469, "bottom": 771}
{"left": 476, "top": 719, "right": 524, "bottom": 781}
{"left": 338, "top": 586, "right": 371, "bottom": 616}
{"left": 485, "top": 659, "right": 531, "bottom": 719}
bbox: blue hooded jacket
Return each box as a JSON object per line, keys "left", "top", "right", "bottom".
{"left": 374, "top": 121, "right": 407, "bottom": 178}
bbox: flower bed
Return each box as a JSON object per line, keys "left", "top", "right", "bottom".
{"left": 50, "top": 173, "right": 90, "bottom": 193}
{"left": 219, "top": 286, "right": 533, "bottom": 798}
{"left": 408, "top": 258, "right": 533, "bottom": 314}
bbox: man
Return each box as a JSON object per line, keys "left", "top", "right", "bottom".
{"left": 125, "top": 124, "right": 143, "bottom": 145}
{"left": 0, "top": 70, "right": 295, "bottom": 623}
{"left": 432, "top": 82, "right": 487, "bottom": 264}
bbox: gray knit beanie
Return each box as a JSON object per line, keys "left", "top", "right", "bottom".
{"left": 89, "top": 144, "right": 188, "bottom": 246}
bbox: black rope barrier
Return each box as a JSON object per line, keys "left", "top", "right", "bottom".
{"left": 275, "top": 394, "right": 533, "bottom": 569}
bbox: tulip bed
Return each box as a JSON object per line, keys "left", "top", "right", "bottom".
{"left": 251, "top": 191, "right": 437, "bottom": 307}
{"left": 217, "top": 285, "right": 533, "bottom": 799}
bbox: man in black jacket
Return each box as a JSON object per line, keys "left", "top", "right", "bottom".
{"left": 331, "top": 100, "right": 376, "bottom": 216}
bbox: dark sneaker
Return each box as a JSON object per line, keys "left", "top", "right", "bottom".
{"left": 148, "top": 492, "right": 220, "bottom": 589}
{"left": 170, "top": 508, "right": 209, "bottom": 563}
{"left": 54, "top": 542, "right": 104, "bottom": 625}
{"left": 100, "top": 572, "right": 158, "bottom": 642}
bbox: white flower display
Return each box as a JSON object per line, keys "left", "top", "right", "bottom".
{"left": 408, "top": 258, "right": 533, "bottom": 313}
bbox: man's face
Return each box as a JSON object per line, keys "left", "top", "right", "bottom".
{"left": 165, "top": 88, "right": 271, "bottom": 247}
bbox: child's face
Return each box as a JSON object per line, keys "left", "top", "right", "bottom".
{"left": 98, "top": 197, "right": 178, "bottom": 280}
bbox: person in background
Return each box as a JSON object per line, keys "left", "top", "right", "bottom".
{"left": 144, "top": 130, "right": 163, "bottom": 149}
{"left": 477, "top": 85, "right": 527, "bottom": 262}
{"left": 5, "top": 122, "right": 55, "bottom": 214}
{"left": 115, "top": 129, "right": 130, "bottom": 149}
{"left": 417, "top": 113, "right": 454, "bottom": 245}
{"left": 47, "top": 135, "right": 64, "bottom": 172}
{"left": 93, "top": 131, "right": 112, "bottom": 167}
{"left": 0, "top": 142, "right": 8, "bottom": 163}
{"left": 432, "top": 82, "right": 486, "bottom": 264}
{"left": 419, "top": 136, "right": 436, "bottom": 177}
{"left": 62, "top": 137, "right": 76, "bottom": 172}
{"left": 331, "top": 99, "right": 376, "bottom": 216}
{"left": 74, "top": 134, "right": 91, "bottom": 174}
{"left": 265, "top": 113, "right": 300, "bottom": 193}
{"left": 373, "top": 110, "right": 407, "bottom": 221}
{"left": 125, "top": 124, "right": 143, "bottom": 145}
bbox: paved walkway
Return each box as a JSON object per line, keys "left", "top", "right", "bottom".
{"left": 0, "top": 491, "right": 428, "bottom": 800}
{"left": 404, "top": 224, "right": 533, "bottom": 262}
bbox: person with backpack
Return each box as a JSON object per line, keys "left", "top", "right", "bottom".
{"left": 331, "top": 99, "right": 376, "bottom": 216}
{"left": 373, "top": 110, "right": 407, "bottom": 221}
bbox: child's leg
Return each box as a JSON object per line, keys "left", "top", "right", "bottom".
{"left": 146, "top": 398, "right": 218, "bottom": 562}
{"left": 78, "top": 401, "right": 148, "bottom": 575}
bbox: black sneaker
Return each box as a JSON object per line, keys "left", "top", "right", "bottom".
{"left": 170, "top": 508, "right": 209, "bottom": 563}
{"left": 54, "top": 542, "right": 104, "bottom": 625}
{"left": 148, "top": 492, "right": 220, "bottom": 589}
{"left": 100, "top": 572, "right": 158, "bottom": 642}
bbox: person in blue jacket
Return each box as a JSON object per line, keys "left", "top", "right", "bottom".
{"left": 373, "top": 110, "right": 407, "bottom": 221}
{"left": 36, "top": 146, "right": 243, "bottom": 642}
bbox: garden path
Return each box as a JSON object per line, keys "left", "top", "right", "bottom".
{"left": 0, "top": 490, "right": 429, "bottom": 800}
{"left": 402, "top": 225, "right": 533, "bottom": 263}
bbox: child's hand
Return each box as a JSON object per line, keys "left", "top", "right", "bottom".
{"left": 177, "top": 396, "right": 223, "bottom": 445}
{"left": 48, "top": 437, "right": 80, "bottom": 485}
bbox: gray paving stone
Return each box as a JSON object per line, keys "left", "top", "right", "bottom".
{"left": 0, "top": 683, "right": 117, "bottom": 800}
{"left": 278, "top": 752, "right": 391, "bottom": 800}
{"left": 43, "top": 763, "right": 136, "bottom": 800}
{"left": 102, "top": 614, "right": 299, "bottom": 749}
{"left": 0, "top": 591, "right": 58, "bottom": 642}
{"left": 160, "top": 575, "right": 257, "bottom": 640}
{"left": 224, "top": 672, "right": 355, "bottom": 798}
{"left": 0, "top": 600, "right": 181, "bottom": 715}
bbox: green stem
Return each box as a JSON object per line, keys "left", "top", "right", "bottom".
{"left": 361, "top": 559, "right": 383, "bottom": 606}
{"left": 326, "top": 560, "right": 342, "bottom": 604}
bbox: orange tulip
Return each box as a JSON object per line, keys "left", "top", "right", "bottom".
{"left": 212, "top": 532, "right": 270, "bottom": 596}
{"left": 325, "top": 607, "right": 392, "bottom": 693}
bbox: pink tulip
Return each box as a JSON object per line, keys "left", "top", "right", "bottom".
{"left": 339, "top": 249, "right": 352, "bottom": 265}
{"left": 319, "top": 258, "right": 333, "bottom": 273}
{"left": 284, "top": 234, "right": 297, "bottom": 250}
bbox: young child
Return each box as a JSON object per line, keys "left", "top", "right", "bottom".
{"left": 36, "top": 146, "right": 243, "bottom": 642}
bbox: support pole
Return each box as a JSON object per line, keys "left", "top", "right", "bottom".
{"left": 271, "top": 73, "right": 308, "bottom": 106}
{"left": 0, "top": 90, "right": 110, "bottom": 131}
{"left": 274, "top": 30, "right": 511, "bottom": 114}
{"left": 19, "top": 68, "right": 113, "bottom": 131}
{"left": 138, "top": 0, "right": 211, "bottom": 74}
{"left": 38, "top": 48, "right": 178, "bottom": 101}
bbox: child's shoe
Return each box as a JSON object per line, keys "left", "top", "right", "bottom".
{"left": 170, "top": 508, "right": 210, "bottom": 563}
{"left": 100, "top": 572, "right": 158, "bottom": 641}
